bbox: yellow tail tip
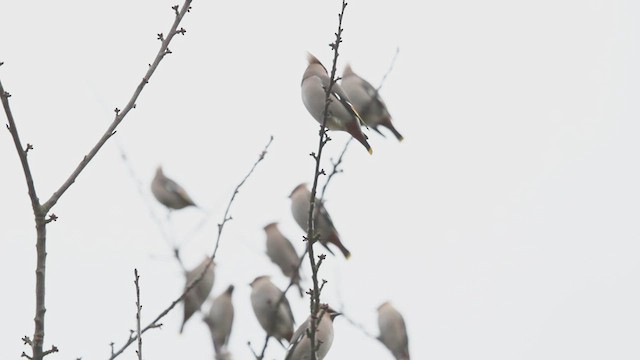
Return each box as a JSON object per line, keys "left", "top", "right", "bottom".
{"left": 368, "top": 147, "right": 373, "bottom": 155}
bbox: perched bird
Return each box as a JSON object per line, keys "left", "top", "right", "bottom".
{"left": 151, "top": 166, "right": 197, "bottom": 210}
{"left": 377, "top": 302, "right": 410, "bottom": 360}
{"left": 180, "top": 257, "right": 215, "bottom": 333}
{"left": 284, "top": 305, "right": 341, "bottom": 360}
{"left": 289, "top": 183, "right": 351, "bottom": 259}
{"left": 301, "top": 53, "right": 373, "bottom": 154}
{"left": 264, "top": 222, "right": 304, "bottom": 297}
{"left": 341, "top": 64, "right": 404, "bottom": 141}
{"left": 249, "top": 275, "right": 295, "bottom": 344}
{"left": 203, "top": 285, "right": 235, "bottom": 359}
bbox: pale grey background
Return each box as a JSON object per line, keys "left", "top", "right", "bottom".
{"left": 1, "top": 0, "right": 639, "bottom": 359}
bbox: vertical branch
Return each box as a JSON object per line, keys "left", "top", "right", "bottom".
{"left": 2, "top": 80, "right": 53, "bottom": 360}
{"left": 134, "top": 270, "right": 143, "bottom": 360}
{"left": 305, "top": 1, "right": 349, "bottom": 359}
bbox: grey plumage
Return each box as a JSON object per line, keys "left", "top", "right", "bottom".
{"left": 341, "top": 64, "right": 404, "bottom": 141}
{"left": 264, "top": 222, "right": 304, "bottom": 297}
{"left": 203, "top": 285, "right": 235, "bottom": 358}
{"left": 301, "top": 53, "right": 373, "bottom": 154}
{"left": 151, "top": 166, "right": 197, "bottom": 210}
{"left": 249, "top": 275, "right": 295, "bottom": 343}
{"left": 377, "top": 302, "right": 410, "bottom": 360}
{"left": 180, "top": 257, "right": 215, "bottom": 333}
{"left": 284, "top": 306, "right": 341, "bottom": 360}
{"left": 289, "top": 183, "right": 351, "bottom": 259}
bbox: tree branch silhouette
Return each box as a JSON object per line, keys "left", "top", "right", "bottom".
{"left": 2, "top": 2, "right": 194, "bottom": 359}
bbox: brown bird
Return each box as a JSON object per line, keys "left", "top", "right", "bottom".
{"left": 203, "top": 285, "right": 234, "bottom": 358}
{"left": 289, "top": 183, "right": 351, "bottom": 259}
{"left": 377, "top": 301, "right": 410, "bottom": 360}
{"left": 301, "top": 52, "right": 373, "bottom": 154}
{"left": 341, "top": 64, "right": 404, "bottom": 141}
{"left": 264, "top": 222, "right": 304, "bottom": 297}
{"left": 151, "top": 166, "right": 197, "bottom": 210}
{"left": 180, "top": 257, "right": 215, "bottom": 333}
{"left": 284, "top": 305, "right": 341, "bottom": 360}
{"left": 249, "top": 275, "right": 295, "bottom": 344}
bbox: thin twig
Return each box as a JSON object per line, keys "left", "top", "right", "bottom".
{"left": 319, "top": 137, "right": 352, "bottom": 203}
{"left": 108, "top": 136, "right": 273, "bottom": 360}
{"left": 134, "top": 269, "right": 143, "bottom": 360}
{"left": 305, "top": 2, "right": 349, "bottom": 359}
{"left": 339, "top": 309, "right": 378, "bottom": 340}
{"left": 361, "top": 47, "right": 400, "bottom": 118}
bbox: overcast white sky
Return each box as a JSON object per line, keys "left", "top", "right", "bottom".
{"left": 2, "top": 0, "right": 640, "bottom": 359}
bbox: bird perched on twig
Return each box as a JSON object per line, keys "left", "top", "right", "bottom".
{"left": 377, "top": 301, "right": 410, "bottom": 360}
{"left": 249, "top": 275, "right": 295, "bottom": 344}
{"left": 301, "top": 52, "right": 373, "bottom": 154}
{"left": 341, "top": 64, "right": 403, "bottom": 141}
{"left": 264, "top": 222, "right": 305, "bottom": 297}
{"left": 284, "top": 305, "right": 341, "bottom": 360}
{"left": 289, "top": 183, "right": 351, "bottom": 259}
{"left": 151, "top": 166, "right": 197, "bottom": 210}
{"left": 203, "top": 284, "right": 235, "bottom": 359}
{"left": 180, "top": 257, "right": 215, "bottom": 333}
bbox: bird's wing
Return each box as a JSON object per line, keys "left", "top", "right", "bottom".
{"left": 285, "top": 319, "right": 309, "bottom": 360}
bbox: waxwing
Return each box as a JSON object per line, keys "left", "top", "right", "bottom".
{"left": 341, "top": 64, "right": 403, "bottom": 141}
{"left": 377, "top": 302, "right": 410, "bottom": 360}
{"left": 151, "top": 166, "right": 197, "bottom": 210}
{"left": 264, "top": 223, "right": 304, "bottom": 297}
{"left": 289, "top": 183, "right": 351, "bottom": 259}
{"left": 249, "top": 275, "right": 295, "bottom": 344}
{"left": 203, "top": 285, "right": 235, "bottom": 358}
{"left": 180, "top": 257, "right": 215, "bottom": 333}
{"left": 301, "top": 53, "right": 372, "bottom": 154}
{"left": 284, "top": 305, "right": 341, "bottom": 360}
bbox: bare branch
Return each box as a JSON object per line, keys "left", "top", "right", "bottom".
{"left": 134, "top": 269, "right": 143, "bottom": 360}
{"left": 319, "top": 137, "right": 352, "bottom": 202}
{"left": 41, "top": 0, "right": 195, "bottom": 213}
{"left": 304, "top": 2, "right": 349, "bottom": 359}
{"left": 0, "top": 81, "right": 42, "bottom": 215}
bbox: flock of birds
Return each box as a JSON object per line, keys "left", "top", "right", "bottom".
{"left": 149, "top": 53, "right": 409, "bottom": 360}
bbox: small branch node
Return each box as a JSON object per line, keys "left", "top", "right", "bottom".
{"left": 22, "top": 336, "right": 32, "bottom": 345}
{"left": 45, "top": 213, "right": 58, "bottom": 223}
{"left": 43, "top": 345, "right": 59, "bottom": 357}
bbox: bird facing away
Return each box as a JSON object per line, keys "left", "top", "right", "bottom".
{"left": 180, "top": 257, "right": 215, "bottom": 333}
{"left": 377, "top": 302, "right": 410, "bottom": 360}
{"left": 341, "top": 64, "right": 404, "bottom": 141}
{"left": 249, "top": 275, "right": 295, "bottom": 344}
{"left": 289, "top": 183, "right": 351, "bottom": 259}
{"left": 151, "top": 166, "right": 197, "bottom": 210}
{"left": 264, "top": 222, "right": 304, "bottom": 297}
{"left": 284, "top": 305, "right": 341, "bottom": 360}
{"left": 203, "top": 284, "right": 235, "bottom": 359}
{"left": 301, "top": 52, "right": 373, "bottom": 154}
